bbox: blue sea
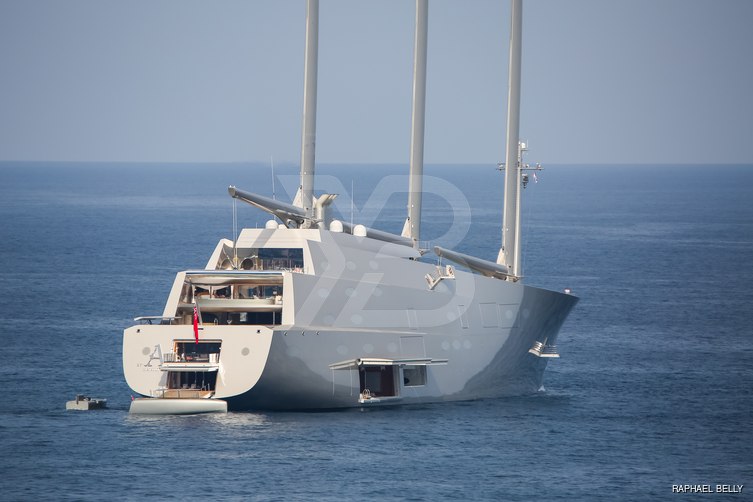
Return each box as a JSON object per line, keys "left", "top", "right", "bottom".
{"left": 0, "top": 162, "right": 751, "bottom": 501}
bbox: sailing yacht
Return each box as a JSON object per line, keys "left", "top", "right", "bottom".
{"left": 125, "top": 0, "right": 578, "bottom": 413}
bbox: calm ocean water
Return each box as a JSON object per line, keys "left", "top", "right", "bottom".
{"left": 0, "top": 162, "right": 751, "bottom": 500}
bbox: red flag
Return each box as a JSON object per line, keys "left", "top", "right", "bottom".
{"left": 193, "top": 304, "right": 199, "bottom": 344}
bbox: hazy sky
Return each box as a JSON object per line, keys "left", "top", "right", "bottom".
{"left": 1, "top": 0, "right": 752, "bottom": 165}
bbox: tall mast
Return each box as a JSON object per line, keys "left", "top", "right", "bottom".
{"left": 298, "top": 0, "right": 319, "bottom": 225}
{"left": 499, "top": 0, "right": 523, "bottom": 279}
{"left": 402, "top": 0, "right": 428, "bottom": 248}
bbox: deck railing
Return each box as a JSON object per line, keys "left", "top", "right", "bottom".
{"left": 162, "top": 352, "right": 220, "bottom": 364}
{"left": 151, "top": 388, "right": 213, "bottom": 399}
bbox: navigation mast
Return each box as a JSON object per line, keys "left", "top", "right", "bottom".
{"left": 402, "top": 0, "right": 429, "bottom": 249}
{"left": 298, "top": 0, "right": 319, "bottom": 226}
{"left": 498, "top": 0, "right": 523, "bottom": 279}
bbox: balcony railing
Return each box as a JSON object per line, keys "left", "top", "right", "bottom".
{"left": 159, "top": 352, "right": 220, "bottom": 371}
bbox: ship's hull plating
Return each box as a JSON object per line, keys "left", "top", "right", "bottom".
{"left": 123, "top": 228, "right": 578, "bottom": 411}
{"left": 226, "top": 282, "right": 575, "bottom": 410}
{"left": 124, "top": 280, "right": 576, "bottom": 411}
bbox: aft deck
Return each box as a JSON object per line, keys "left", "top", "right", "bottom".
{"left": 156, "top": 389, "right": 214, "bottom": 399}
{"left": 172, "top": 270, "right": 287, "bottom": 326}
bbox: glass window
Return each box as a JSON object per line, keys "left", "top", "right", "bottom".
{"left": 403, "top": 365, "right": 427, "bottom": 387}
{"left": 256, "top": 248, "right": 304, "bottom": 270}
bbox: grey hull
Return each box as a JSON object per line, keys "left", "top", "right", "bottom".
{"left": 124, "top": 228, "right": 578, "bottom": 412}
{"left": 226, "top": 283, "right": 577, "bottom": 411}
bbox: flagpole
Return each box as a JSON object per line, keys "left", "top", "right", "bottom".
{"left": 193, "top": 302, "right": 201, "bottom": 345}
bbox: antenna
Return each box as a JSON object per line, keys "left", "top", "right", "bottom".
{"left": 350, "top": 179, "right": 354, "bottom": 229}
{"left": 232, "top": 197, "right": 238, "bottom": 268}
{"left": 271, "top": 155, "right": 276, "bottom": 201}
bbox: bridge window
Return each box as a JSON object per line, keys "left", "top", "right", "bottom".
{"left": 259, "top": 248, "right": 303, "bottom": 270}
